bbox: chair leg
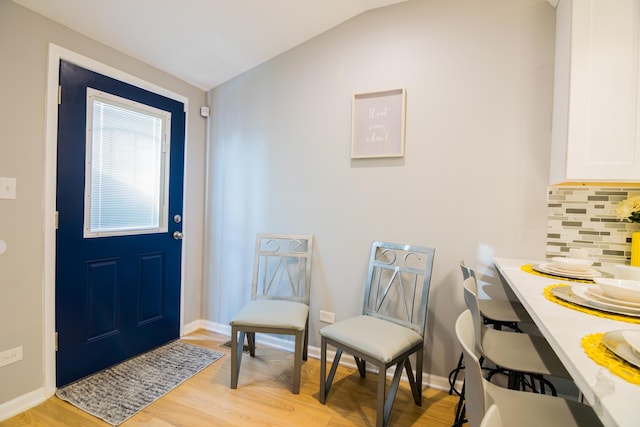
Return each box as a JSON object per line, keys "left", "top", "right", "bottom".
{"left": 292, "top": 330, "right": 303, "bottom": 394}
{"left": 506, "top": 371, "right": 518, "bottom": 389}
{"left": 380, "top": 360, "right": 404, "bottom": 427}
{"left": 404, "top": 353, "right": 422, "bottom": 405}
{"left": 354, "top": 356, "right": 366, "bottom": 377}
{"left": 415, "top": 349, "right": 423, "bottom": 404}
{"left": 303, "top": 317, "right": 309, "bottom": 361}
{"left": 320, "top": 338, "right": 327, "bottom": 403}
{"left": 452, "top": 380, "right": 467, "bottom": 427}
{"left": 320, "top": 340, "right": 342, "bottom": 404}
{"left": 448, "top": 353, "right": 464, "bottom": 395}
{"left": 326, "top": 349, "right": 344, "bottom": 396}
{"left": 247, "top": 332, "right": 256, "bottom": 357}
{"left": 377, "top": 363, "right": 387, "bottom": 427}
{"left": 230, "top": 328, "right": 245, "bottom": 389}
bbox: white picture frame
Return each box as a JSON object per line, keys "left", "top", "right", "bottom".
{"left": 351, "top": 88, "right": 406, "bottom": 159}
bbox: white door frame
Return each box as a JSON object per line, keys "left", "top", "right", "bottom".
{"left": 43, "top": 44, "right": 189, "bottom": 394}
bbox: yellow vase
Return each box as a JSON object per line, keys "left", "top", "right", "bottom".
{"left": 632, "top": 232, "right": 640, "bottom": 267}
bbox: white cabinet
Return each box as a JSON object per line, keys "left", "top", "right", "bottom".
{"left": 550, "top": 0, "right": 640, "bottom": 183}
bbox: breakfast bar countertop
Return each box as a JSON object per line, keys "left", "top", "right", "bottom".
{"left": 494, "top": 257, "right": 640, "bottom": 427}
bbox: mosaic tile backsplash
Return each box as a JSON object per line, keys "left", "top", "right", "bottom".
{"left": 547, "top": 186, "right": 640, "bottom": 276}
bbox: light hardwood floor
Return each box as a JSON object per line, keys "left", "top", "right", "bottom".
{"left": 2, "top": 330, "right": 459, "bottom": 426}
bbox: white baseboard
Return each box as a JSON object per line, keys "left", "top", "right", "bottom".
{"left": 0, "top": 387, "right": 49, "bottom": 422}
{"left": 182, "top": 319, "right": 205, "bottom": 336}
{"left": 193, "top": 320, "right": 461, "bottom": 393}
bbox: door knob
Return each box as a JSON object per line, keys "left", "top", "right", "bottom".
{"left": 172, "top": 231, "right": 183, "bottom": 240}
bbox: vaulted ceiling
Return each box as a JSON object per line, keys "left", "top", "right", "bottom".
{"left": 12, "top": 0, "right": 407, "bottom": 90}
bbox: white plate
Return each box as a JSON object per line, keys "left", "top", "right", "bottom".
{"left": 623, "top": 330, "right": 640, "bottom": 357}
{"left": 571, "top": 286, "right": 640, "bottom": 315}
{"left": 603, "top": 330, "right": 640, "bottom": 368}
{"left": 545, "top": 263, "right": 600, "bottom": 277}
{"left": 534, "top": 262, "right": 601, "bottom": 279}
{"left": 550, "top": 285, "right": 640, "bottom": 317}
{"left": 551, "top": 256, "right": 594, "bottom": 272}
{"left": 594, "top": 278, "right": 640, "bottom": 303}
{"left": 586, "top": 287, "right": 640, "bottom": 309}
{"left": 540, "top": 263, "right": 601, "bottom": 278}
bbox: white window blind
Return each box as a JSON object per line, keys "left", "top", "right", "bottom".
{"left": 84, "top": 88, "right": 170, "bottom": 238}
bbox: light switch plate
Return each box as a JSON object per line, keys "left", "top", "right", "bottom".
{"left": 0, "top": 177, "right": 16, "bottom": 199}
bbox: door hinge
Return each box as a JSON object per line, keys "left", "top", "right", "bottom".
{"left": 54, "top": 211, "right": 59, "bottom": 230}
{"left": 58, "top": 85, "right": 62, "bottom": 105}
{"left": 55, "top": 332, "right": 58, "bottom": 352}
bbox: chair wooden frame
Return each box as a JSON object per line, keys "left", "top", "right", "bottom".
{"left": 230, "top": 233, "right": 314, "bottom": 394}
{"left": 319, "top": 241, "right": 435, "bottom": 427}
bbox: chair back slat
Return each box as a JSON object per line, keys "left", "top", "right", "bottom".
{"left": 455, "top": 310, "right": 488, "bottom": 427}
{"left": 252, "top": 234, "right": 314, "bottom": 304}
{"left": 362, "top": 242, "right": 435, "bottom": 337}
{"left": 462, "top": 276, "right": 487, "bottom": 355}
{"left": 460, "top": 260, "right": 476, "bottom": 280}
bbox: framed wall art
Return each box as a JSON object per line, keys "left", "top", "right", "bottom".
{"left": 351, "top": 88, "right": 406, "bottom": 159}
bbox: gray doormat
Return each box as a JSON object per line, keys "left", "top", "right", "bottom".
{"left": 55, "top": 340, "right": 224, "bottom": 426}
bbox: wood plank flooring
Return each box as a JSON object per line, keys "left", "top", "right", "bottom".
{"left": 2, "top": 330, "right": 459, "bottom": 426}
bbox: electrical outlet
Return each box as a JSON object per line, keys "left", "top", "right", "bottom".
{"left": 319, "top": 310, "right": 336, "bottom": 324}
{"left": 0, "top": 177, "right": 17, "bottom": 199}
{"left": 0, "top": 346, "right": 23, "bottom": 368}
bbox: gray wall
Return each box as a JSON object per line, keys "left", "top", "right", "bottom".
{"left": 0, "top": 0, "right": 206, "bottom": 406}
{"left": 205, "top": 0, "right": 556, "bottom": 383}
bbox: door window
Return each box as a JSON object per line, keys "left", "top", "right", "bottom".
{"left": 84, "top": 88, "right": 171, "bottom": 238}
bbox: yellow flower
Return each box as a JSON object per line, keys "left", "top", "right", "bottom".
{"left": 617, "top": 195, "right": 640, "bottom": 222}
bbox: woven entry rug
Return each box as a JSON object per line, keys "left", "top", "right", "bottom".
{"left": 56, "top": 340, "right": 224, "bottom": 426}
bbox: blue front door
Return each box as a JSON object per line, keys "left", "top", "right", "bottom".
{"left": 55, "top": 60, "right": 185, "bottom": 386}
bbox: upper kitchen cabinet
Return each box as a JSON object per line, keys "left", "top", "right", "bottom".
{"left": 550, "top": 0, "right": 640, "bottom": 184}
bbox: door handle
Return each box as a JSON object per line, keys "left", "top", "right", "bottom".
{"left": 172, "top": 231, "right": 183, "bottom": 240}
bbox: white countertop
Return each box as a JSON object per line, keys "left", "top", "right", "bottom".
{"left": 494, "top": 257, "right": 640, "bottom": 427}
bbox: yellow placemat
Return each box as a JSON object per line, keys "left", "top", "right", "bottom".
{"left": 582, "top": 332, "right": 640, "bottom": 385}
{"left": 521, "top": 263, "right": 594, "bottom": 284}
{"left": 544, "top": 284, "right": 640, "bottom": 324}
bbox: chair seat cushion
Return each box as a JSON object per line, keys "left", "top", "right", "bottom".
{"left": 320, "top": 315, "right": 423, "bottom": 363}
{"left": 486, "top": 380, "right": 603, "bottom": 426}
{"left": 482, "top": 327, "right": 570, "bottom": 378}
{"left": 230, "top": 299, "right": 309, "bottom": 331}
{"left": 479, "top": 298, "right": 531, "bottom": 324}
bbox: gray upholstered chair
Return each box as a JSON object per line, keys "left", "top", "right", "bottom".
{"left": 229, "top": 234, "right": 313, "bottom": 394}
{"left": 455, "top": 310, "right": 603, "bottom": 427}
{"left": 319, "top": 241, "right": 435, "bottom": 427}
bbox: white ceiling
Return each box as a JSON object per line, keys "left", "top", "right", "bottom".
{"left": 12, "top": 0, "right": 407, "bottom": 91}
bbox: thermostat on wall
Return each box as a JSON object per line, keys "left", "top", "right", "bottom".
{"left": 200, "top": 106, "right": 210, "bottom": 117}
